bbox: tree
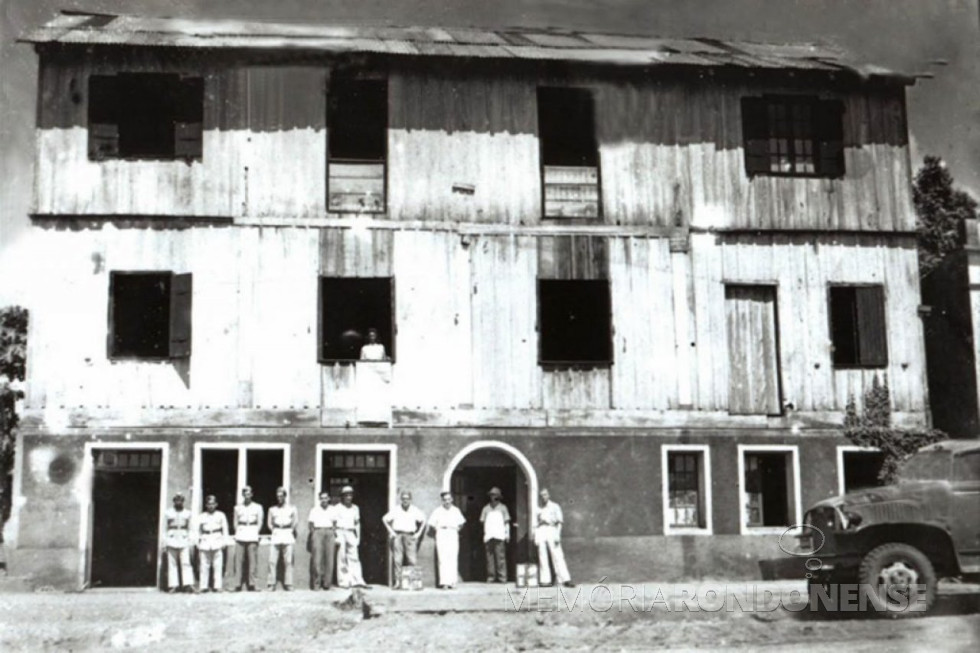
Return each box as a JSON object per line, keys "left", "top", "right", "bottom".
{"left": 0, "top": 306, "right": 27, "bottom": 535}
{"left": 913, "top": 155, "right": 979, "bottom": 278}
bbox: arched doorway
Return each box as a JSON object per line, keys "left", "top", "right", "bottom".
{"left": 444, "top": 442, "right": 537, "bottom": 583}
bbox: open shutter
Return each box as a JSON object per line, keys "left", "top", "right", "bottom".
{"left": 174, "top": 122, "right": 203, "bottom": 158}
{"left": 168, "top": 273, "right": 193, "bottom": 358}
{"left": 741, "top": 97, "right": 769, "bottom": 176}
{"left": 174, "top": 76, "right": 204, "bottom": 159}
{"left": 88, "top": 75, "right": 119, "bottom": 160}
{"left": 816, "top": 99, "right": 845, "bottom": 177}
{"left": 856, "top": 285, "right": 887, "bottom": 366}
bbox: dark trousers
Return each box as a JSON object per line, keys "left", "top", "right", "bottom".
{"left": 485, "top": 538, "right": 507, "bottom": 582}
{"left": 311, "top": 528, "right": 337, "bottom": 589}
{"left": 234, "top": 541, "right": 258, "bottom": 589}
{"left": 391, "top": 533, "right": 418, "bottom": 586}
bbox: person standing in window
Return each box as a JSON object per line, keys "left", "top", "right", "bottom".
{"left": 164, "top": 492, "right": 195, "bottom": 593}
{"left": 428, "top": 491, "right": 465, "bottom": 589}
{"left": 267, "top": 487, "right": 298, "bottom": 591}
{"left": 535, "top": 488, "right": 574, "bottom": 588}
{"left": 480, "top": 487, "right": 510, "bottom": 583}
{"left": 195, "top": 494, "right": 229, "bottom": 593}
{"left": 233, "top": 486, "right": 263, "bottom": 591}
{"left": 335, "top": 485, "right": 368, "bottom": 589}
{"left": 359, "top": 327, "right": 387, "bottom": 361}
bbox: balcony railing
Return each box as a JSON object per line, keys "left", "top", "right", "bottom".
{"left": 328, "top": 159, "right": 386, "bottom": 213}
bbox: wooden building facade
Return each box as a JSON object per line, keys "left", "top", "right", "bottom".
{"left": 9, "top": 13, "right": 928, "bottom": 589}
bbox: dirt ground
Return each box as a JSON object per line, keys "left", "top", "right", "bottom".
{"left": 1, "top": 586, "right": 978, "bottom": 652}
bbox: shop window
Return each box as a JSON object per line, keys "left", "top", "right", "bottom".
{"left": 88, "top": 73, "right": 203, "bottom": 160}
{"left": 538, "top": 279, "right": 611, "bottom": 366}
{"left": 829, "top": 285, "right": 888, "bottom": 368}
{"left": 538, "top": 87, "right": 600, "bottom": 219}
{"left": 327, "top": 77, "right": 387, "bottom": 212}
{"left": 662, "top": 446, "right": 712, "bottom": 533}
{"left": 198, "top": 445, "right": 288, "bottom": 536}
{"left": 742, "top": 95, "right": 844, "bottom": 177}
{"left": 740, "top": 447, "right": 799, "bottom": 531}
{"left": 319, "top": 277, "right": 395, "bottom": 362}
{"left": 108, "top": 272, "right": 191, "bottom": 359}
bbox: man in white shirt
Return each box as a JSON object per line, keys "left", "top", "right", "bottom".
{"left": 480, "top": 487, "right": 510, "bottom": 583}
{"left": 164, "top": 492, "right": 195, "bottom": 593}
{"left": 334, "top": 485, "right": 368, "bottom": 588}
{"left": 359, "top": 327, "right": 388, "bottom": 361}
{"left": 195, "top": 494, "right": 229, "bottom": 593}
{"left": 266, "top": 487, "right": 298, "bottom": 591}
{"left": 382, "top": 491, "right": 427, "bottom": 588}
{"left": 428, "top": 491, "right": 465, "bottom": 589}
{"left": 536, "top": 488, "right": 574, "bottom": 588}
{"left": 307, "top": 491, "right": 337, "bottom": 590}
{"left": 232, "top": 486, "right": 264, "bottom": 591}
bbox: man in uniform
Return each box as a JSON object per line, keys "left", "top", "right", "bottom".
{"left": 233, "top": 486, "right": 264, "bottom": 591}
{"left": 334, "top": 485, "right": 368, "bottom": 589}
{"left": 164, "top": 492, "right": 195, "bottom": 592}
{"left": 308, "top": 491, "right": 338, "bottom": 590}
{"left": 196, "top": 494, "right": 229, "bottom": 592}
{"left": 428, "top": 491, "right": 465, "bottom": 589}
{"left": 267, "top": 487, "right": 298, "bottom": 591}
{"left": 535, "top": 488, "right": 574, "bottom": 588}
{"left": 382, "top": 491, "right": 426, "bottom": 588}
{"left": 480, "top": 487, "right": 510, "bottom": 583}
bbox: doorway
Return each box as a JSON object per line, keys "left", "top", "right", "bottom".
{"left": 725, "top": 285, "right": 782, "bottom": 415}
{"left": 448, "top": 445, "right": 533, "bottom": 582}
{"left": 89, "top": 448, "right": 163, "bottom": 588}
{"left": 319, "top": 448, "right": 391, "bottom": 585}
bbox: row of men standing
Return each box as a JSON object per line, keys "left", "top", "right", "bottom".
{"left": 163, "top": 484, "right": 573, "bottom": 591}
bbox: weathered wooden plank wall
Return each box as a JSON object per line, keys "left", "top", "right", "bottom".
{"left": 22, "top": 226, "right": 927, "bottom": 420}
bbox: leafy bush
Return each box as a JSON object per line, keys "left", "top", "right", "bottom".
{"left": 0, "top": 306, "right": 27, "bottom": 535}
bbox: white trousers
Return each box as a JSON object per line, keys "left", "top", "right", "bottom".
{"left": 167, "top": 546, "right": 194, "bottom": 588}
{"left": 198, "top": 548, "right": 223, "bottom": 591}
{"left": 536, "top": 526, "right": 571, "bottom": 585}
{"left": 434, "top": 529, "right": 460, "bottom": 587}
{"left": 336, "top": 530, "right": 366, "bottom": 587}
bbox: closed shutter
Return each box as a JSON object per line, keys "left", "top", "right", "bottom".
{"left": 174, "top": 122, "right": 203, "bottom": 159}
{"left": 856, "top": 285, "right": 887, "bottom": 366}
{"left": 741, "top": 97, "right": 769, "bottom": 175}
{"left": 88, "top": 75, "right": 119, "bottom": 160}
{"left": 816, "top": 99, "right": 845, "bottom": 177}
{"left": 168, "top": 273, "right": 193, "bottom": 358}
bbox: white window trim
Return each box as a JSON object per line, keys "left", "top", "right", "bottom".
{"left": 736, "top": 444, "right": 801, "bottom": 535}
{"left": 836, "top": 445, "right": 881, "bottom": 497}
{"left": 192, "top": 442, "right": 291, "bottom": 517}
{"left": 314, "top": 443, "right": 398, "bottom": 512}
{"left": 661, "top": 444, "right": 713, "bottom": 535}
{"left": 79, "top": 442, "right": 170, "bottom": 590}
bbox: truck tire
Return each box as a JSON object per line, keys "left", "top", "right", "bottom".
{"left": 858, "top": 543, "right": 936, "bottom": 617}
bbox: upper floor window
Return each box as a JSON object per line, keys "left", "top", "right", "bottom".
{"left": 88, "top": 73, "right": 204, "bottom": 161}
{"left": 538, "top": 87, "right": 600, "bottom": 219}
{"left": 319, "top": 277, "right": 395, "bottom": 363}
{"left": 741, "top": 96, "right": 844, "bottom": 178}
{"left": 538, "top": 279, "right": 611, "bottom": 366}
{"left": 108, "top": 271, "right": 192, "bottom": 360}
{"left": 828, "top": 284, "right": 887, "bottom": 368}
{"left": 327, "top": 77, "right": 387, "bottom": 212}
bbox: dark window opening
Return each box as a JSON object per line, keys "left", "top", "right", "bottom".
{"left": 742, "top": 96, "right": 844, "bottom": 177}
{"left": 829, "top": 285, "right": 887, "bottom": 368}
{"left": 538, "top": 279, "right": 612, "bottom": 365}
{"left": 247, "top": 449, "right": 285, "bottom": 536}
{"left": 537, "top": 87, "right": 598, "bottom": 167}
{"left": 319, "top": 277, "right": 395, "bottom": 362}
{"left": 744, "top": 452, "right": 793, "bottom": 528}
{"left": 200, "top": 448, "right": 239, "bottom": 530}
{"left": 108, "top": 271, "right": 192, "bottom": 360}
{"left": 328, "top": 78, "right": 388, "bottom": 161}
{"left": 200, "top": 447, "right": 285, "bottom": 537}
{"left": 842, "top": 450, "right": 887, "bottom": 492}
{"left": 88, "top": 73, "right": 203, "bottom": 160}
{"left": 667, "top": 452, "right": 706, "bottom": 528}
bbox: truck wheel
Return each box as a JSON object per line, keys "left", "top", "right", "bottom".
{"left": 858, "top": 543, "right": 936, "bottom": 617}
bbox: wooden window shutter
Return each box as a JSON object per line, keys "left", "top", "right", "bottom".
{"left": 741, "top": 97, "right": 769, "bottom": 175}
{"left": 174, "top": 76, "right": 204, "bottom": 159}
{"left": 174, "top": 122, "right": 203, "bottom": 159}
{"left": 88, "top": 75, "right": 120, "bottom": 160}
{"left": 168, "top": 273, "right": 193, "bottom": 358}
{"left": 816, "top": 99, "right": 845, "bottom": 177}
{"left": 856, "top": 285, "right": 887, "bottom": 366}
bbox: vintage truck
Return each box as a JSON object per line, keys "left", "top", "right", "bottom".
{"left": 802, "top": 440, "right": 980, "bottom": 616}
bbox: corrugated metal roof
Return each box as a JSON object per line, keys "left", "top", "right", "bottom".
{"left": 20, "top": 11, "right": 915, "bottom": 82}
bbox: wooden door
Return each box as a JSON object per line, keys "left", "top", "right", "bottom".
{"left": 726, "top": 285, "right": 781, "bottom": 415}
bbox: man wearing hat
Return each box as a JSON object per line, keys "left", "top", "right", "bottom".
{"left": 164, "top": 492, "right": 195, "bottom": 592}
{"left": 334, "top": 485, "right": 367, "bottom": 588}
{"left": 266, "top": 487, "right": 298, "bottom": 591}
{"left": 480, "top": 487, "right": 510, "bottom": 583}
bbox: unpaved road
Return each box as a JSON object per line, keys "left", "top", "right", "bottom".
{"left": 1, "top": 588, "right": 978, "bottom": 651}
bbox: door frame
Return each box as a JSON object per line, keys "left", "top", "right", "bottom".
{"left": 79, "top": 442, "right": 170, "bottom": 590}
{"left": 192, "top": 442, "right": 291, "bottom": 515}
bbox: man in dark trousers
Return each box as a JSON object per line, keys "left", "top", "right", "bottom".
{"left": 480, "top": 487, "right": 510, "bottom": 583}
